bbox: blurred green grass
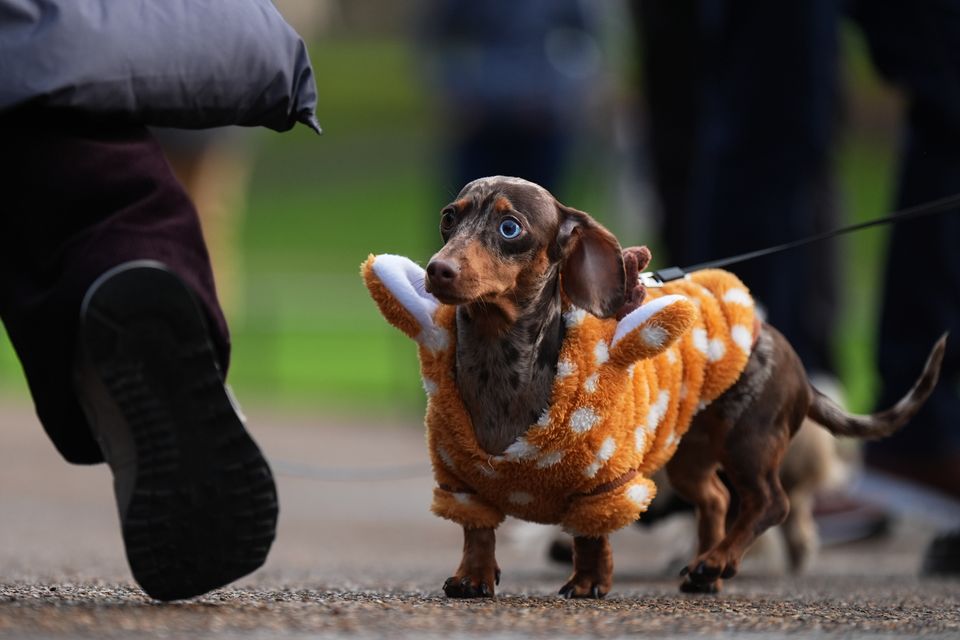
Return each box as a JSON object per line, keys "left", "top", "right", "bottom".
{"left": 228, "top": 37, "right": 440, "bottom": 414}
{"left": 0, "top": 29, "right": 901, "bottom": 416}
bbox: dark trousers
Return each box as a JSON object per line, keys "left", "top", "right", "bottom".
{"left": 637, "top": 0, "right": 960, "bottom": 457}
{"left": 637, "top": 0, "right": 841, "bottom": 373}
{"left": 859, "top": 0, "right": 960, "bottom": 457}
{"left": 449, "top": 110, "right": 571, "bottom": 195}
{"left": 0, "top": 115, "right": 229, "bottom": 464}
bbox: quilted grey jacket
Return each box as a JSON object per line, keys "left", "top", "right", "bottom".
{"left": 0, "top": 0, "right": 319, "bottom": 132}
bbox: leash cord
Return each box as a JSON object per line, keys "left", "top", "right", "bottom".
{"left": 649, "top": 191, "right": 960, "bottom": 283}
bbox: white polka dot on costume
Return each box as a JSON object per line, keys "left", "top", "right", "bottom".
{"left": 536, "top": 451, "right": 564, "bottom": 468}
{"left": 723, "top": 288, "right": 753, "bottom": 307}
{"left": 634, "top": 425, "right": 647, "bottom": 452}
{"left": 708, "top": 338, "right": 726, "bottom": 362}
{"left": 564, "top": 308, "right": 587, "bottom": 327}
{"left": 557, "top": 359, "right": 576, "bottom": 379}
{"left": 641, "top": 325, "right": 668, "bottom": 348}
{"left": 584, "top": 373, "right": 599, "bottom": 393}
{"left": 569, "top": 407, "right": 600, "bottom": 433}
{"left": 594, "top": 340, "right": 609, "bottom": 365}
{"left": 731, "top": 324, "right": 753, "bottom": 353}
{"left": 627, "top": 483, "right": 651, "bottom": 507}
{"left": 665, "top": 348, "right": 678, "bottom": 364}
{"left": 508, "top": 491, "right": 534, "bottom": 505}
{"left": 422, "top": 377, "right": 438, "bottom": 397}
{"left": 536, "top": 408, "right": 551, "bottom": 427}
{"left": 584, "top": 436, "right": 617, "bottom": 478}
{"left": 598, "top": 436, "right": 617, "bottom": 460}
{"left": 644, "top": 390, "right": 670, "bottom": 433}
{"left": 503, "top": 437, "right": 539, "bottom": 462}
{"left": 438, "top": 446, "right": 456, "bottom": 470}
{"left": 693, "top": 328, "right": 709, "bottom": 355}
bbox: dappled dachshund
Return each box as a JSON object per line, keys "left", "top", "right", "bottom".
{"left": 362, "top": 176, "right": 945, "bottom": 596}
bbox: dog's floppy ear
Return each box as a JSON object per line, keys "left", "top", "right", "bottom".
{"left": 556, "top": 203, "right": 625, "bottom": 318}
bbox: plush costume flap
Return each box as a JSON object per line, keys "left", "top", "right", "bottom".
{"left": 362, "top": 254, "right": 449, "bottom": 352}
{"left": 609, "top": 294, "right": 697, "bottom": 367}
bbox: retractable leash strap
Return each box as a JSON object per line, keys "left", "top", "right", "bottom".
{"left": 641, "top": 191, "right": 960, "bottom": 286}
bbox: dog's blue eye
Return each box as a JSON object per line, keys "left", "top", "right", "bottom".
{"left": 499, "top": 217, "right": 522, "bottom": 239}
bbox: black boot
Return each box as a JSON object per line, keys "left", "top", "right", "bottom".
{"left": 74, "top": 261, "right": 278, "bottom": 601}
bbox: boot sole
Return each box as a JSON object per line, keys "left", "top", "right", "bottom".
{"left": 78, "top": 261, "right": 278, "bottom": 601}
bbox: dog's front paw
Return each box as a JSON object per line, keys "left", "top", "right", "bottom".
{"left": 442, "top": 568, "right": 500, "bottom": 598}
{"left": 680, "top": 576, "right": 722, "bottom": 594}
{"left": 558, "top": 573, "right": 610, "bottom": 599}
{"left": 678, "top": 556, "right": 735, "bottom": 594}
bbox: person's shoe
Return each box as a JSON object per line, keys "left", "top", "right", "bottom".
{"left": 74, "top": 261, "right": 278, "bottom": 601}
{"left": 811, "top": 491, "right": 892, "bottom": 546}
{"left": 923, "top": 529, "right": 960, "bottom": 576}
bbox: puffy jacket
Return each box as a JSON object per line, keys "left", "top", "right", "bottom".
{"left": 0, "top": 0, "right": 319, "bottom": 132}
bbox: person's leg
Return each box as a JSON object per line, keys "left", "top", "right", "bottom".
{"left": 0, "top": 114, "right": 229, "bottom": 463}
{"left": 633, "top": 0, "right": 701, "bottom": 266}
{"left": 684, "top": 0, "right": 843, "bottom": 373}
{"left": 852, "top": 0, "right": 960, "bottom": 495}
{"left": 0, "top": 113, "right": 278, "bottom": 600}
{"left": 74, "top": 260, "right": 278, "bottom": 600}
{"left": 154, "top": 127, "right": 254, "bottom": 318}
{"left": 450, "top": 110, "right": 570, "bottom": 194}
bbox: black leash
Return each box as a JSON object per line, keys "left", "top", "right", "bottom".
{"left": 642, "top": 191, "right": 960, "bottom": 285}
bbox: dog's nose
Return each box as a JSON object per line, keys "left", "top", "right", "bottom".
{"left": 426, "top": 259, "right": 458, "bottom": 285}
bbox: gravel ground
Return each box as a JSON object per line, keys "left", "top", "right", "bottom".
{"left": 2, "top": 578, "right": 959, "bottom": 639}
{"left": 2, "top": 403, "right": 959, "bottom": 639}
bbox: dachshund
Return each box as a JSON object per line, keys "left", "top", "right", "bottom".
{"left": 363, "top": 175, "right": 945, "bottom": 597}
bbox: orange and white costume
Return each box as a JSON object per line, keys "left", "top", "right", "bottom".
{"left": 362, "top": 254, "right": 756, "bottom": 536}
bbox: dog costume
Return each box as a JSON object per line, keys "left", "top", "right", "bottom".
{"left": 362, "top": 254, "right": 757, "bottom": 536}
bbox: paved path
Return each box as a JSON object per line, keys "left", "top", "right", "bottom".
{"left": 1, "top": 401, "right": 958, "bottom": 638}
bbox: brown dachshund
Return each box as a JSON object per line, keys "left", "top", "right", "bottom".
{"left": 382, "top": 176, "right": 946, "bottom": 597}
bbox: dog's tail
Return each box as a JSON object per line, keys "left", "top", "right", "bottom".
{"left": 808, "top": 333, "right": 948, "bottom": 438}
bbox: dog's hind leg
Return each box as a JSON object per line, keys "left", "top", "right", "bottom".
{"left": 717, "top": 436, "right": 792, "bottom": 573}
{"left": 559, "top": 535, "right": 613, "bottom": 599}
{"left": 677, "top": 326, "right": 810, "bottom": 592}
{"left": 443, "top": 527, "right": 501, "bottom": 598}
{"left": 666, "top": 427, "right": 730, "bottom": 593}
{"left": 682, "top": 369, "right": 804, "bottom": 592}
{"left": 780, "top": 484, "right": 818, "bottom": 573}
{"left": 667, "top": 438, "right": 729, "bottom": 555}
